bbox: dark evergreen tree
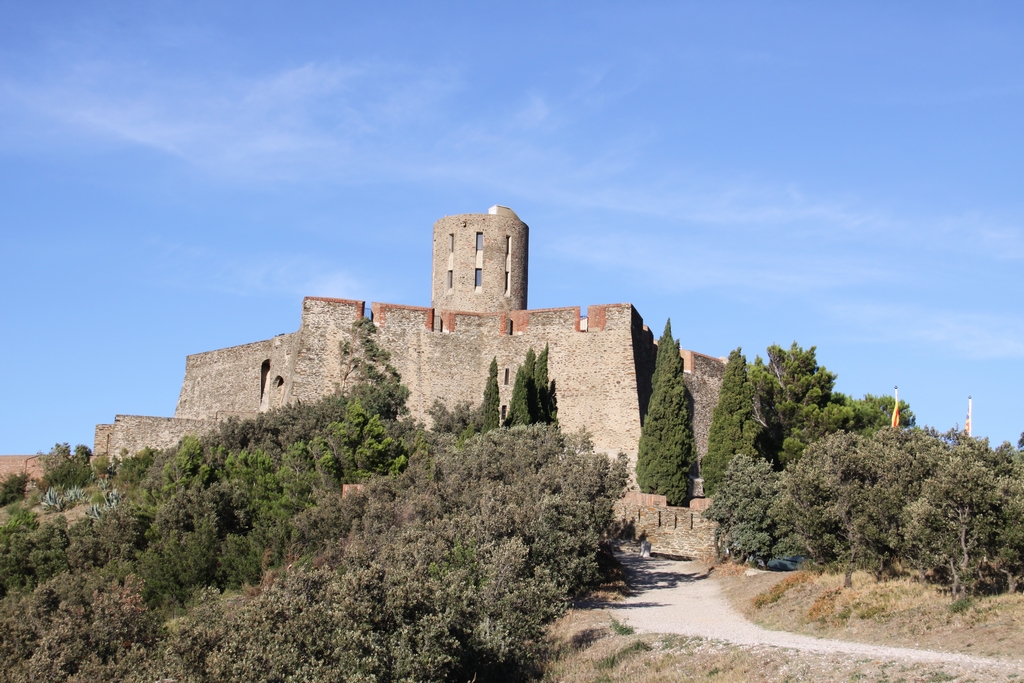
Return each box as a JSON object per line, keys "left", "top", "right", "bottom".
{"left": 482, "top": 357, "right": 500, "bottom": 433}
{"left": 702, "top": 348, "right": 763, "bottom": 496}
{"left": 749, "top": 342, "right": 854, "bottom": 468}
{"left": 505, "top": 361, "right": 532, "bottom": 427}
{"left": 522, "top": 347, "right": 538, "bottom": 423}
{"left": 534, "top": 344, "right": 555, "bottom": 424}
{"left": 635, "top": 320, "right": 695, "bottom": 505}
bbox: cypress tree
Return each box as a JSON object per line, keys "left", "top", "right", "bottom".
{"left": 534, "top": 344, "right": 552, "bottom": 424}
{"left": 702, "top": 348, "right": 763, "bottom": 496}
{"left": 636, "top": 320, "right": 695, "bottom": 505}
{"left": 522, "top": 348, "right": 538, "bottom": 423}
{"left": 482, "top": 357, "right": 500, "bottom": 433}
{"left": 505, "top": 362, "right": 531, "bottom": 427}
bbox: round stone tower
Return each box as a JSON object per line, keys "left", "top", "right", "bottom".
{"left": 431, "top": 205, "right": 529, "bottom": 313}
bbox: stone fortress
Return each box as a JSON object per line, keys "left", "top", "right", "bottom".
{"left": 95, "top": 206, "right": 727, "bottom": 481}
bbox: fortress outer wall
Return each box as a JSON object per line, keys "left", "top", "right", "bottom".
{"left": 374, "top": 301, "right": 651, "bottom": 458}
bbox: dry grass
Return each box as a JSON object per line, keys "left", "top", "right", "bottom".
{"left": 719, "top": 566, "right": 1024, "bottom": 660}
{"left": 751, "top": 571, "right": 813, "bottom": 608}
{"left": 542, "top": 606, "right": 1016, "bottom": 682}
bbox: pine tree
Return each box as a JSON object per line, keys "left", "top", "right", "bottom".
{"left": 749, "top": 342, "right": 854, "bottom": 467}
{"left": 534, "top": 344, "right": 553, "bottom": 424}
{"left": 635, "top": 320, "right": 695, "bottom": 505}
{"left": 702, "top": 348, "right": 763, "bottom": 496}
{"left": 482, "top": 357, "right": 500, "bottom": 433}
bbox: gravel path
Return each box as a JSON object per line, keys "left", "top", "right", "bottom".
{"left": 608, "top": 554, "right": 1024, "bottom": 673}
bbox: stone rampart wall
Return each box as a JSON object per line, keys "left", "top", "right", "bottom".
{"left": 94, "top": 424, "right": 114, "bottom": 459}
{"left": 99, "top": 415, "right": 213, "bottom": 458}
{"left": 175, "top": 338, "right": 276, "bottom": 419}
{"left": 376, "top": 302, "right": 648, "bottom": 455}
{"left": 0, "top": 456, "right": 42, "bottom": 480}
{"left": 132, "top": 294, "right": 723, "bottom": 467}
{"left": 613, "top": 491, "right": 716, "bottom": 561}
{"left": 288, "top": 297, "right": 366, "bottom": 404}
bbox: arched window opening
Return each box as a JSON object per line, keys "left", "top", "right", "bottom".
{"left": 260, "top": 359, "right": 271, "bottom": 400}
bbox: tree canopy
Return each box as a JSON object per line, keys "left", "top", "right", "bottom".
{"left": 636, "top": 320, "right": 695, "bottom": 505}
{"left": 482, "top": 357, "right": 500, "bottom": 433}
{"left": 702, "top": 348, "right": 763, "bottom": 495}
{"left": 504, "top": 346, "right": 557, "bottom": 428}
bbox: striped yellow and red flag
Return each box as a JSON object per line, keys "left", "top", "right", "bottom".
{"left": 891, "top": 387, "right": 900, "bottom": 428}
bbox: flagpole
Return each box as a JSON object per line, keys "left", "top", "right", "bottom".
{"left": 968, "top": 396, "right": 973, "bottom": 437}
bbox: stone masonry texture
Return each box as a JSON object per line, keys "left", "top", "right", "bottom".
{"left": 431, "top": 213, "right": 529, "bottom": 314}
{"left": 613, "top": 491, "right": 716, "bottom": 560}
{"left": 94, "top": 208, "right": 725, "bottom": 487}
{"left": 0, "top": 456, "right": 43, "bottom": 481}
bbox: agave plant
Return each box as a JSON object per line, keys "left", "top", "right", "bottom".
{"left": 40, "top": 487, "right": 65, "bottom": 512}
{"left": 104, "top": 488, "right": 121, "bottom": 510}
{"left": 64, "top": 486, "right": 85, "bottom": 505}
{"left": 86, "top": 503, "right": 103, "bottom": 520}
{"left": 97, "top": 477, "right": 110, "bottom": 493}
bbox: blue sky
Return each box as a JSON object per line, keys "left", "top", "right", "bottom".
{"left": 1, "top": 1, "right": 1022, "bottom": 453}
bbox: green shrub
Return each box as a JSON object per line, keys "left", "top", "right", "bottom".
{"left": 609, "top": 617, "right": 634, "bottom": 635}
{"left": 0, "top": 365, "right": 627, "bottom": 680}
{"left": 0, "top": 472, "right": 28, "bottom": 506}
{"left": 114, "top": 447, "right": 156, "bottom": 488}
{"left": 40, "top": 443, "right": 93, "bottom": 490}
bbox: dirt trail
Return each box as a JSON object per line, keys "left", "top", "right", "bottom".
{"left": 608, "top": 554, "right": 1024, "bottom": 673}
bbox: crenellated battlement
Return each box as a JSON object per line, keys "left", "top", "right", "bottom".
{"left": 330, "top": 298, "right": 643, "bottom": 337}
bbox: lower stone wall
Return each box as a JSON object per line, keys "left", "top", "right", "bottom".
{"left": 0, "top": 456, "right": 43, "bottom": 480}
{"left": 98, "top": 415, "right": 214, "bottom": 458}
{"left": 612, "top": 491, "right": 716, "bottom": 561}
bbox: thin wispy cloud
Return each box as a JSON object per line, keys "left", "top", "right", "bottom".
{"left": 1, "top": 60, "right": 462, "bottom": 182}
{"left": 2, "top": 54, "right": 1019, "bottom": 314}
{"left": 138, "top": 238, "right": 370, "bottom": 300}
{"left": 2, "top": 54, "right": 1009, "bottom": 262}
{"left": 827, "top": 303, "right": 1024, "bottom": 360}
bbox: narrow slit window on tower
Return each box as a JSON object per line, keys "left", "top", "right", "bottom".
{"left": 504, "top": 235, "right": 512, "bottom": 295}
{"left": 475, "top": 268, "right": 482, "bottom": 288}
{"left": 449, "top": 233, "right": 454, "bottom": 252}
{"left": 476, "top": 232, "right": 484, "bottom": 251}
{"left": 447, "top": 270, "right": 453, "bottom": 290}
{"left": 501, "top": 405, "right": 507, "bottom": 421}
{"left": 507, "top": 319, "right": 514, "bottom": 335}
{"left": 504, "top": 368, "right": 510, "bottom": 385}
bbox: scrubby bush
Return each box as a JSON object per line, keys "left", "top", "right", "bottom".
{"left": 114, "top": 448, "right": 156, "bottom": 488}
{"left": 40, "top": 443, "right": 93, "bottom": 490}
{"left": 0, "top": 472, "right": 28, "bottom": 506}
{"left": 0, "top": 420, "right": 625, "bottom": 681}
{"left": 705, "top": 453, "right": 780, "bottom": 562}
{"left": 0, "top": 320, "right": 627, "bottom": 680}
{"left": 711, "top": 424, "right": 1024, "bottom": 598}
